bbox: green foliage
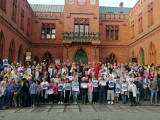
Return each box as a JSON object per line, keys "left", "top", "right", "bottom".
{"left": 105, "top": 56, "right": 110, "bottom": 64}
{"left": 34, "top": 56, "right": 39, "bottom": 64}
{"left": 8, "top": 59, "right": 13, "bottom": 64}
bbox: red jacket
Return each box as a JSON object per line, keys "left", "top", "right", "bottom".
{"left": 53, "top": 86, "right": 58, "bottom": 94}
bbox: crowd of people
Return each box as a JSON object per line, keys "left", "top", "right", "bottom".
{"left": 0, "top": 61, "right": 160, "bottom": 110}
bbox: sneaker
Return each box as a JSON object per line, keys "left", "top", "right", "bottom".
{"left": 111, "top": 101, "right": 114, "bottom": 105}
{"left": 58, "top": 102, "right": 61, "bottom": 104}
{"left": 73, "top": 102, "right": 76, "bottom": 105}
{"left": 75, "top": 102, "right": 77, "bottom": 105}
{"left": 108, "top": 101, "right": 111, "bottom": 105}
{"left": 61, "top": 102, "right": 63, "bottom": 105}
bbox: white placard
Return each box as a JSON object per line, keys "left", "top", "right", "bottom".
{"left": 109, "top": 81, "right": 114, "bottom": 88}
{"left": 47, "top": 89, "right": 54, "bottom": 95}
{"left": 100, "top": 81, "right": 106, "bottom": 86}
{"left": 58, "top": 83, "right": 64, "bottom": 91}
{"left": 68, "top": 0, "right": 74, "bottom": 4}
{"left": 3, "top": 59, "right": 8, "bottom": 66}
{"left": 53, "top": 78, "right": 59, "bottom": 83}
{"left": 65, "top": 83, "right": 71, "bottom": 90}
{"left": 41, "top": 82, "right": 48, "bottom": 90}
{"left": 67, "top": 76, "right": 73, "bottom": 81}
{"left": 115, "top": 85, "right": 121, "bottom": 93}
{"left": 55, "top": 59, "right": 60, "bottom": 64}
{"left": 92, "top": 80, "right": 98, "bottom": 87}
{"left": 81, "top": 83, "right": 88, "bottom": 88}
{"left": 122, "top": 83, "right": 127, "bottom": 92}
{"left": 72, "top": 84, "right": 79, "bottom": 91}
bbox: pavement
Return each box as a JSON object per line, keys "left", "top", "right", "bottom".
{"left": 0, "top": 103, "right": 160, "bottom": 120}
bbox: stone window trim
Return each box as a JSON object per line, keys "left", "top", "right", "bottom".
{"left": 106, "top": 25, "right": 119, "bottom": 40}
{"left": 11, "top": 0, "right": 17, "bottom": 23}
{"left": 0, "top": 0, "right": 7, "bottom": 12}
{"left": 41, "top": 23, "right": 56, "bottom": 40}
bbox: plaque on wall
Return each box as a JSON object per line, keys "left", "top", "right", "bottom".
{"left": 77, "top": 0, "right": 86, "bottom": 6}
{"left": 68, "top": 0, "right": 74, "bottom": 5}
{"left": 90, "top": 0, "right": 96, "bottom": 5}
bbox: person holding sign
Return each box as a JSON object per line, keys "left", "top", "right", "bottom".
{"left": 121, "top": 78, "right": 128, "bottom": 104}
{"left": 98, "top": 76, "right": 106, "bottom": 104}
{"left": 88, "top": 78, "right": 93, "bottom": 104}
{"left": 92, "top": 79, "right": 99, "bottom": 103}
{"left": 64, "top": 78, "right": 71, "bottom": 104}
{"left": 40, "top": 77, "right": 49, "bottom": 103}
{"left": 115, "top": 79, "right": 121, "bottom": 104}
{"left": 58, "top": 78, "right": 64, "bottom": 104}
{"left": 81, "top": 77, "right": 88, "bottom": 104}
{"left": 72, "top": 77, "right": 79, "bottom": 104}
{"left": 53, "top": 82, "right": 58, "bottom": 104}
{"left": 107, "top": 77, "right": 116, "bottom": 105}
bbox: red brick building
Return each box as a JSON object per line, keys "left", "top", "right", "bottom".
{"left": 0, "top": 0, "right": 159, "bottom": 65}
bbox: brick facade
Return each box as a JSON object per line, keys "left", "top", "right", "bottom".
{"left": 0, "top": 0, "right": 160, "bottom": 65}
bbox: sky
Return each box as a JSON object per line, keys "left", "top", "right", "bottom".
{"left": 27, "top": 0, "right": 139, "bottom": 8}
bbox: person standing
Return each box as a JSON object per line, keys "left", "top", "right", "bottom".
{"left": 149, "top": 77, "right": 159, "bottom": 104}
{"left": 72, "top": 78, "right": 79, "bottom": 105}
{"left": 88, "top": 78, "right": 93, "bottom": 104}
{"left": 128, "top": 79, "right": 137, "bottom": 106}
{"left": 81, "top": 77, "right": 88, "bottom": 104}
{"left": 64, "top": 78, "right": 71, "bottom": 104}
{"left": 30, "top": 80, "right": 38, "bottom": 107}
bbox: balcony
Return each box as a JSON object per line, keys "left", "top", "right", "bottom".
{"left": 62, "top": 32, "right": 100, "bottom": 44}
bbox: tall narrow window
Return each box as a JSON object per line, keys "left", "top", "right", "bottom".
{"left": 0, "top": 0, "right": 7, "bottom": 11}
{"left": 12, "top": 0, "right": 17, "bottom": 22}
{"left": 131, "top": 20, "right": 135, "bottom": 39}
{"left": 27, "top": 18, "right": 30, "bottom": 36}
{"left": 74, "top": 18, "right": 89, "bottom": 36}
{"left": 106, "top": 25, "right": 119, "bottom": 40}
{"left": 138, "top": 12, "right": 143, "bottom": 33}
{"left": 20, "top": 8, "right": 24, "bottom": 30}
{"left": 148, "top": 2, "right": 153, "bottom": 27}
{"left": 41, "top": 23, "right": 56, "bottom": 39}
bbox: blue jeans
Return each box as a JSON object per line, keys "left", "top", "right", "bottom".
{"left": 121, "top": 94, "right": 127, "bottom": 103}
{"left": 151, "top": 90, "right": 157, "bottom": 99}
{"left": 99, "top": 88, "right": 106, "bottom": 103}
{"left": 82, "top": 93, "right": 87, "bottom": 103}
{"left": 0, "top": 95, "right": 5, "bottom": 108}
{"left": 6, "top": 92, "right": 13, "bottom": 108}
{"left": 23, "top": 92, "right": 30, "bottom": 107}
{"left": 58, "top": 91, "right": 63, "bottom": 102}
{"left": 72, "top": 91, "right": 78, "bottom": 103}
{"left": 31, "top": 94, "right": 37, "bottom": 105}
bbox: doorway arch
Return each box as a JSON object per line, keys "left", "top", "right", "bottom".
{"left": 74, "top": 48, "right": 88, "bottom": 64}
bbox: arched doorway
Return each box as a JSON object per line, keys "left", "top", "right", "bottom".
{"left": 74, "top": 48, "right": 88, "bottom": 64}
{"left": 18, "top": 45, "right": 23, "bottom": 63}
{"left": 43, "top": 51, "right": 52, "bottom": 64}
{"left": 0, "top": 31, "right": 5, "bottom": 62}
{"left": 139, "top": 48, "right": 145, "bottom": 65}
{"left": 108, "top": 53, "right": 117, "bottom": 64}
{"left": 148, "top": 42, "right": 156, "bottom": 65}
{"left": 8, "top": 39, "right": 15, "bottom": 61}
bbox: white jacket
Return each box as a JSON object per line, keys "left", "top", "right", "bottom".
{"left": 128, "top": 83, "right": 137, "bottom": 97}
{"left": 0, "top": 86, "right": 5, "bottom": 97}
